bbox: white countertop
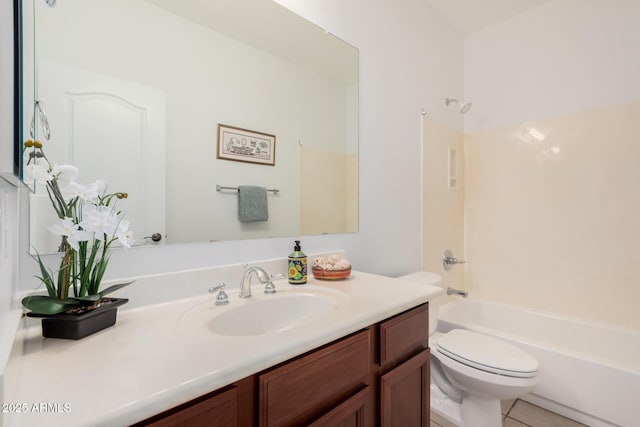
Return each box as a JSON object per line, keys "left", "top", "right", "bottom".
{"left": 3, "top": 271, "right": 441, "bottom": 427}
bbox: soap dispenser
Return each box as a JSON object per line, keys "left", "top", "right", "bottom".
{"left": 288, "top": 240, "right": 307, "bottom": 284}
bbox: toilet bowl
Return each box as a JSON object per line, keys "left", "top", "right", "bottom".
{"left": 399, "top": 272, "right": 539, "bottom": 427}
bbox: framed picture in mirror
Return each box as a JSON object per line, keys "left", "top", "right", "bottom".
{"left": 216, "top": 124, "right": 276, "bottom": 166}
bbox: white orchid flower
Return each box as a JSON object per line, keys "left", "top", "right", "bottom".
{"left": 23, "top": 158, "right": 53, "bottom": 185}
{"left": 51, "top": 164, "right": 79, "bottom": 188}
{"left": 80, "top": 205, "right": 119, "bottom": 237}
{"left": 115, "top": 220, "right": 134, "bottom": 248}
{"left": 49, "top": 217, "right": 93, "bottom": 251}
{"left": 90, "top": 179, "right": 107, "bottom": 196}
{"left": 61, "top": 179, "right": 106, "bottom": 202}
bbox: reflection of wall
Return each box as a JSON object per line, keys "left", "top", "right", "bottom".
{"left": 464, "top": 0, "right": 640, "bottom": 329}
{"left": 422, "top": 117, "right": 464, "bottom": 289}
{"left": 300, "top": 147, "right": 346, "bottom": 235}
{"left": 36, "top": 0, "right": 351, "bottom": 243}
{"left": 345, "top": 153, "right": 358, "bottom": 233}
{"left": 299, "top": 83, "right": 358, "bottom": 235}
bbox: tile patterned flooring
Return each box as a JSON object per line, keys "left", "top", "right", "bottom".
{"left": 430, "top": 399, "right": 589, "bottom": 427}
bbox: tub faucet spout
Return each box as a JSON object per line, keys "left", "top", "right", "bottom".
{"left": 447, "top": 287, "right": 468, "bottom": 298}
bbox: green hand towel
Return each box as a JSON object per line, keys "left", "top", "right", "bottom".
{"left": 238, "top": 186, "right": 268, "bottom": 222}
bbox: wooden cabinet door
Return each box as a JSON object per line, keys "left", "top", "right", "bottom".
{"left": 380, "top": 349, "right": 430, "bottom": 427}
{"left": 308, "top": 386, "right": 370, "bottom": 427}
{"left": 142, "top": 386, "right": 237, "bottom": 427}
{"left": 259, "top": 329, "right": 371, "bottom": 427}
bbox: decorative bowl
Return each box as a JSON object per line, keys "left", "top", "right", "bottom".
{"left": 312, "top": 266, "right": 351, "bottom": 281}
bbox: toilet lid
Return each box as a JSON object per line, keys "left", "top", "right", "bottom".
{"left": 435, "top": 329, "right": 538, "bottom": 378}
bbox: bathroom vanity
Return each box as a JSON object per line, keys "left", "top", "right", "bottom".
{"left": 3, "top": 271, "right": 442, "bottom": 427}
{"left": 137, "top": 304, "right": 429, "bottom": 427}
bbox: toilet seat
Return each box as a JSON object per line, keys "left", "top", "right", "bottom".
{"left": 435, "top": 329, "right": 538, "bottom": 378}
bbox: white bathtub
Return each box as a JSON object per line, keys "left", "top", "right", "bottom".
{"left": 436, "top": 299, "right": 640, "bottom": 427}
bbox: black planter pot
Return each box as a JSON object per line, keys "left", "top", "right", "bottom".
{"left": 27, "top": 298, "right": 129, "bottom": 340}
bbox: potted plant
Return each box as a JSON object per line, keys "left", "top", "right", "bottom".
{"left": 22, "top": 139, "right": 134, "bottom": 339}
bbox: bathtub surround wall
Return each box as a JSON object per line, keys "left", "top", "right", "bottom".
{"left": 421, "top": 117, "right": 464, "bottom": 290}
{"left": 463, "top": 0, "right": 640, "bottom": 329}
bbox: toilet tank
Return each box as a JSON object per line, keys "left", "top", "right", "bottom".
{"left": 398, "top": 271, "right": 444, "bottom": 335}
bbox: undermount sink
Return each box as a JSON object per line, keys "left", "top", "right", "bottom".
{"left": 210, "top": 293, "right": 336, "bottom": 336}
{"left": 179, "top": 285, "right": 347, "bottom": 336}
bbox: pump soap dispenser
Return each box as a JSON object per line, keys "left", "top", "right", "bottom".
{"left": 288, "top": 240, "right": 307, "bottom": 284}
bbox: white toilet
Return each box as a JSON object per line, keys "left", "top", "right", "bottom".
{"left": 400, "top": 272, "right": 539, "bottom": 427}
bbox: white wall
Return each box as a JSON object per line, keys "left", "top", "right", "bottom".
{"left": 463, "top": 0, "right": 640, "bottom": 328}
{"left": 0, "top": 0, "right": 21, "bottom": 411}
{"left": 464, "top": 0, "right": 640, "bottom": 133}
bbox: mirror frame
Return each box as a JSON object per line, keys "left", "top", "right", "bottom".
{"left": 12, "top": 0, "right": 23, "bottom": 177}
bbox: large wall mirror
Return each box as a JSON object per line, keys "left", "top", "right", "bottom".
{"left": 19, "top": 0, "right": 358, "bottom": 253}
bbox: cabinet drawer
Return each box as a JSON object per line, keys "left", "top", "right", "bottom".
{"left": 259, "top": 329, "right": 371, "bottom": 427}
{"left": 379, "top": 303, "right": 428, "bottom": 366}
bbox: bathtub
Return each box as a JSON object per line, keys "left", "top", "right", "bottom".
{"left": 436, "top": 299, "right": 640, "bottom": 427}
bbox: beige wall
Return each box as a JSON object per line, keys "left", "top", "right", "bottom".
{"left": 422, "top": 117, "right": 464, "bottom": 291}
{"left": 465, "top": 102, "right": 640, "bottom": 328}
{"left": 461, "top": 0, "right": 640, "bottom": 329}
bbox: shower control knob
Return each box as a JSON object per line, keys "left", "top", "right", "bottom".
{"left": 443, "top": 249, "right": 466, "bottom": 271}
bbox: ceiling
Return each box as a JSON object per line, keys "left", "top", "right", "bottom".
{"left": 426, "top": 0, "right": 551, "bottom": 34}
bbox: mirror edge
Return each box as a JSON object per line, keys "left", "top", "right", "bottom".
{"left": 11, "top": 0, "right": 23, "bottom": 178}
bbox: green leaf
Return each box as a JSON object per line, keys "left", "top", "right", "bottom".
{"left": 99, "top": 281, "right": 134, "bottom": 297}
{"left": 30, "top": 251, "right": 56, "bottom": 297}
{"left": 73, "top": 294, "right": 102, "bottom": 303}
{"left": 22, "top": 295, "right": 78, "bottom": 315}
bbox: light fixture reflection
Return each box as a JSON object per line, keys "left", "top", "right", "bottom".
{"left": 528, "top": 128, "right": 546, "bottom": 141}
{"left": 514, "top": 126, "right": 547, "bottom": 144}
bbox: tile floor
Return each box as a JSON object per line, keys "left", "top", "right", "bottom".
{"left": 430, "top": 399, "right": 589, "bottom": 427}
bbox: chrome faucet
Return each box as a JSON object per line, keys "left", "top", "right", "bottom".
{"left": 239, "top": 265, "right": 276, "bottom": 298}
{"left": 446, "top": 287, "right": 468, "bottom": 298}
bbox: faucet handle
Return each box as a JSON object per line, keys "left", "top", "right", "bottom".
{"left": 209, "top": 283, "right": 230, "bottom": 306}
{"left": 264, "top": 273, "right": 285, "bottom": 294}
{"left": 443, "top": 249, "right": 466, "bottom": 271}
{"left": 264, "top": 281, "right": 276, "bottom": 294}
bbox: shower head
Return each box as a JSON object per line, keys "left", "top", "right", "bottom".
{"left": 446, "top": 97, "right": 472, "bottom": 114}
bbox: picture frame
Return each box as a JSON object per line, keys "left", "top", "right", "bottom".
{"left": 216, "top": 124, "right": 276, "bottom": 166}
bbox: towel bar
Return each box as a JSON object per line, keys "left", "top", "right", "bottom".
{"left": 216, "top": 185, "right": 279, "bottom": 194}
